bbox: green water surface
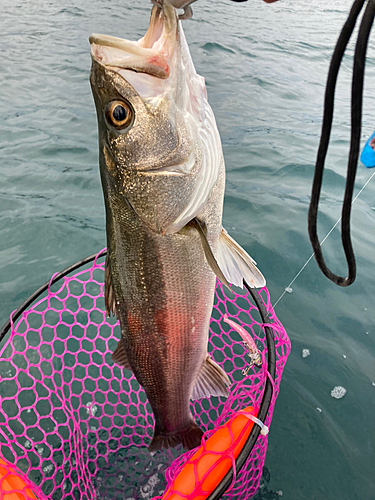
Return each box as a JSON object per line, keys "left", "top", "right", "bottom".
{"left": 1, "top": 0, "right": 375, "bottom": 498}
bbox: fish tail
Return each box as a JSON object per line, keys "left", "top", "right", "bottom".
{"left": 148, "top": 422, "right": 203, "bottom": 452}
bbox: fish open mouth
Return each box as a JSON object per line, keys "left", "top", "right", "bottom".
{"left": 89, "top": 1, "right": 178, "bottom": 80}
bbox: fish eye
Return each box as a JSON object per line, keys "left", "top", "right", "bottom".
{"left": 106, "top": 100, "right": 133, "bottom": 130}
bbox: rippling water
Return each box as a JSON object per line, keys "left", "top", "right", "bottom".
{"left": 1, "top": 0, "right": 375, "bottom": 498}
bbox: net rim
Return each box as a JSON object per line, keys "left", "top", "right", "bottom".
{"left": 0, "top": 249, "right": 106, "bottom": 344}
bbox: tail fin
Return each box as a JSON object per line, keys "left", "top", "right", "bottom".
{"left": 148, "top": 422, "right": 203, "bottom": 452}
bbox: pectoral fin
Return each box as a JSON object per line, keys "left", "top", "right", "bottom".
{"left": 191, "top": 219, "right": 265, "bottom": 290}
{"left": 190, "top": 218, "right": 231, "bottom": 290}
{"left": 191, "top": 355, "right": 231, "bottom": 400}
{"left": 216, "top": 228, "right": 266, "bottom": 289}
{"left": 105, "top": 255, "right": 117, "bottom": 317}
{"left": 111, "top": 338, "right": 132, "bottom": 371}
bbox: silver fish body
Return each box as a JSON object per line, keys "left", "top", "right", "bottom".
{"left": 90, "top": 0, "right": 265, "bottom": 451}
{"left": 102, "top": 147, "right": 225, "bottom": 449}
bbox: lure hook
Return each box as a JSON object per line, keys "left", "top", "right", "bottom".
{"left": 151, "top": 0, "right": 197, "bottom": 20}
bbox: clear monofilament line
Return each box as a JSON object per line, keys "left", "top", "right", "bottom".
{"left": 272, "top": 169, "right": 375, "bottom": 310}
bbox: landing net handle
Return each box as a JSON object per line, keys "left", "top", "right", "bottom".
{"left": 0, "top": 252, "right": 276, "bottom": 500}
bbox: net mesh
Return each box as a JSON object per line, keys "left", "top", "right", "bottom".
{"left": 0, "top": 250, "right": 290, "bottom": 500}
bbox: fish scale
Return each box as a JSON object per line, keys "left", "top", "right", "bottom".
{"left": 109, "top": 188, "right": 220, "bottom": 433}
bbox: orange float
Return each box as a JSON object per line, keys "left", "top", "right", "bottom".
{"left": 0, "top": 458, "right": 37, "bottom": 500}
{"left": 161, "top": 406, "right": 267, "bottom": 500}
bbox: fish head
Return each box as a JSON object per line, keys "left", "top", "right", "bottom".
{"left": 90, "top": 0, "right": 221, "bottom": 234}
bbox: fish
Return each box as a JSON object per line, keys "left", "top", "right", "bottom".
{"left": 89, "top": 0, "right": 265, "bottom": 452}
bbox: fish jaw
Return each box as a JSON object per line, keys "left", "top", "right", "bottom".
{"left": 90, "top": 1, "right": 180, "bottom": 97}
{"left": 89, "top": 0, "right": 207, "bottom": 123}
{"left": 89, "top": 12, "right": 170, "bottom": 80}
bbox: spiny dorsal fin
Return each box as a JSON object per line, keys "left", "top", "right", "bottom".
{"left": 191, "top": 355, "right": 231, "bottom": 401}
{"left": 216, "top": 228, "right": 266, "bottom": 289}
{"left": 111, "top": 339, "right": 132, "bottom": 371}
{"left": 105, "top": 254, "right": 117, "bottom": 317}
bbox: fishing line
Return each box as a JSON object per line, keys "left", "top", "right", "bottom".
{"left": 273, "top": 169, "right": 375, "bottom": 311}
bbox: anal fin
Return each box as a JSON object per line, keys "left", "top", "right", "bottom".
{"left": 216, "top": 228, "right": 266, "bottom": 289}
{"left": 191, "top": 355, "right": 231, "bottom": 401}
{"left": 111, "top": 338, "right": 132, "bottom": 371}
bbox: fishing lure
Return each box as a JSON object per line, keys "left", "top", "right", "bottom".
{"left": 223, "top": 314, "right": 262, "bottom": 375}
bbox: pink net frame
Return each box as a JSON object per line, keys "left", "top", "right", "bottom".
{"left": 0, "top": 249, "right": 290, "bottom": 500}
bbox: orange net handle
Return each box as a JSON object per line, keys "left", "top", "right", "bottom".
{"left": 0, "top": 458, "right": 37, "bottom": 500}
{"left": 161, "top": 406, "right": 258, "bottom": 500}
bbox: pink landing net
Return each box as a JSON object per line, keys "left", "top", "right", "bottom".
{"left": 0, "top": 250, "right": 290, "bottom": 500}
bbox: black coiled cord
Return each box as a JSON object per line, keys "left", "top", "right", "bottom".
{"left": 308, "top": 0, "right": 375, "bottom": 286}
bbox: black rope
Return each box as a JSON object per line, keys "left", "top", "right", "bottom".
{"left": 308, "top": 0, "right": 375, "bottom": 286}
{"left": 0, "top": 250, "right": 107, "bottom": 344}
{"left": 207, "top": 281, "right": 276, "bottom": 500}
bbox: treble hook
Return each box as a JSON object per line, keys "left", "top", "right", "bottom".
{"left": 153, "top": 0, "right": 279, "bottom": 20}
{"left": 173, "top": 0, "right": 197, "bottom": 20}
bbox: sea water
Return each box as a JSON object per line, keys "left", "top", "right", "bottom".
{"left": 0, "top": 0, "right": 375, "bottom": 498}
